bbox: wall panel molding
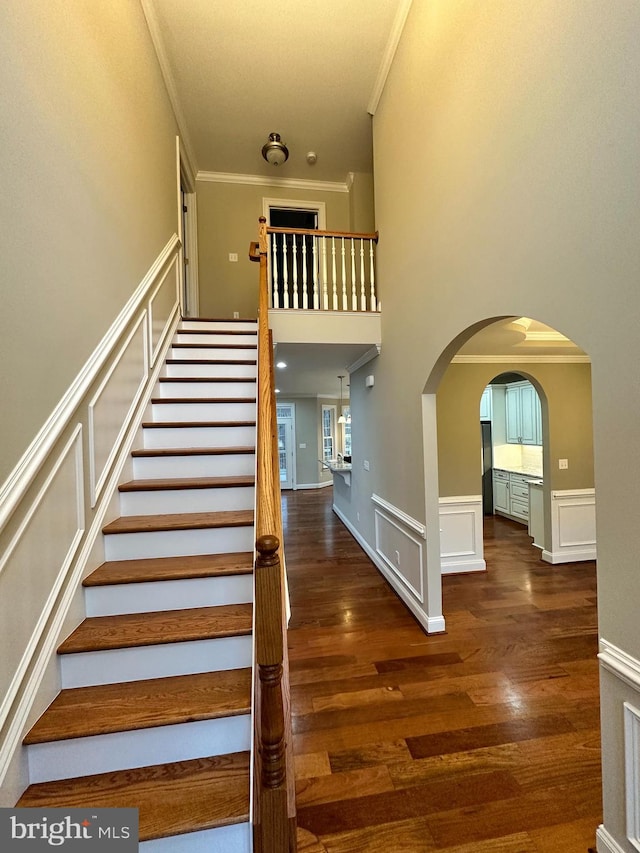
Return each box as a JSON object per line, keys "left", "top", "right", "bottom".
{"left": 542, "top": 488, "right": 596, "bottom": 564}
{"left": 439, "top": 496, "right": 486, "bottom": 574}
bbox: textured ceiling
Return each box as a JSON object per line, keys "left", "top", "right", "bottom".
{"left": 144, "top": 0, "right": 407, "bottom": 182}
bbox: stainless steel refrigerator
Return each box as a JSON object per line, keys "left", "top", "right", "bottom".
{"left": 481, "top": 420, "right": 493, "bottom": 515}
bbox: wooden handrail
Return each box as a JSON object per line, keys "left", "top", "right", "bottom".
{"left": 253, "top": 215, "right": 296, "bottom": 852}
{"left": 267, "top": 225, "right": 378, "bottom": 242}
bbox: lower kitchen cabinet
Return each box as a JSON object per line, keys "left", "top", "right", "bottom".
{"left": 493, "top": 469, "right": 540, "bottom": 524}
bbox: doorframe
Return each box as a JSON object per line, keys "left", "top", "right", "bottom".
{"left": 262, "top": 198, "right": 327, "bottom": 230}
{"left": 177, "top": 136, "right": 200, "bottom": 318}
{"left": 276, "top": 402, "right": 297, "bottom": 490}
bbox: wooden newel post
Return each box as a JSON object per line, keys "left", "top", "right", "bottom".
{"left": 256, "top": 535, "right": 286, "bottom": 791}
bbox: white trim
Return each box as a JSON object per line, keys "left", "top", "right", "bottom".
{"left": 439, "top": 496, "right": 486, "bottom": 574}
{"left": 262, "top": 197, "right": 327, "bottom": 231}
{"left": 373, "top": 507, "right": 424, "bottom": 602}
{"left": 599, "top": 640, "right": 640, "bottom": 693}
{"left": 0, "top": 234, "right": 180, "bottom": 535}
{"left": 371, "top": 493, "right": 426, "bottom": 538}
{"left": 183, "top": 190, "right": 200, "bottom": 318}
{"left": 197, "top": 170, "right": 349, "bottom": 194}
{"left": 596, "top": 825, "right": 627, "bottom": 853}
{"left": 347, "top": 345, "right": 381, "bottom": 374}
{"left": 367, "top": 0, "right": 414, "bottom": 114}
{"left": 624, "top": 702, "right": 640, "bottom": 851}
{"left": 542, "top": 488, "right": 596, "bottom": 564}
{"left": 140, "top": 1, "right": 198, "bottom": 177}
{"left": 0, "top": 425, "right": 84, "bottom": 765}
{"left": 452, "top": 354, "right": 590, "bottom": 364}
{"left": 332, "top": 503, "right": 444, "bottom": 634}
{"left": 295, "top": 481, "right": 333, "bottom": 490}
{"left": 148, "top": 259, "right": 180, "bottom": 366}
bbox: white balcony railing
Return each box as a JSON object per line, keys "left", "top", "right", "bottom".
{"left": 266, "top": 226, "right": 379, "bottom": 312}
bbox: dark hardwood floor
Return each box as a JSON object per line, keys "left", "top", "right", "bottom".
{"left": 283, "top": 488, "right": 601, "bottom": 852}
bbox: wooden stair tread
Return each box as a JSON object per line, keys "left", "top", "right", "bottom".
{"left": 131, "top": 446, "right": 255, "bottom": 458}
{"left": 17, "top": 751, "right": 250, "bottom": 841}
{"left": 84, "top": 552, "right": 253, "bottom": 587}
{"left": 170, "top": 343, "right": 257, "bottom": 350}
{"left": 118, "top": 475, "right": 255, "bottom": 493}
{"left": 141, "top": 420, "right": 256, "bottom": 428}
{"left": 103, "top": 509, "right": 254, "bottom": 535}
{"left": 159, "top": 376, "right": 256, "bottom": 384}
{"left": 178, "top": 329, "right": 257, "bottom": 336}
{"left": 58, "top": 603, "right": 253, "bottom": 653}
{"left": 185, "top": 317, "right": 256, "bottom": 322}
{"left": 151, "top": 396, "right": 256, "bottom": 403}
{"left": 166, "top": 359, "right": 257, "bottom": 365}
{"left": 24, "top": 668, "right": 252, "bottom": 744}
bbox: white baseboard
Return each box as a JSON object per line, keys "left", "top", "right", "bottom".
{"left": 543, "top": 488, "right": 596, "bottom": 564}
{"left": 332, "top": 503, "right": 444, "bottom": 634}
{"left": 295, "top": 481, "right": 333, "bottom": 490}
{"left": 439, "top": 496, "right": 486, "bottom": 574}
{"left": 596, "top": 825, "right": 626, "bottom": 853}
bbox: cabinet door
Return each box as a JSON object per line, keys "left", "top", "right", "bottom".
{"left": 480, "top": 387, "right": 493, "bottom": 421}
{"left": 519, "top": 384, "right": 538, "bottom": 444}
{"left": 505, "top": 386, "right": 521, "bottom": 443}
{"left": 493, "top": 477, "right": 510, "bottom": 513}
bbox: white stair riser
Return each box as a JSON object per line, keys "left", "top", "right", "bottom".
{"left": 104, "top": 525, "right": 253, "bottom": 561}
{"left": 164, "top": 362, "right": 257, "bottom": 379}
{"left": 27, "top": 714, "right": 250, "bottom": 783}
{"left": 143, "top": 426, "right": 255, "bottom": 449}
{"left": 132, "top": 454, "right": 255, "bottom": 480}
{"left": 179, "top": 321, "right": 256, "bottom": 333}
{"left": 119, "top": 485, "right": 254, "bottom": 516}
{"left": 140, "top": 823, "right": 251, "bottom": 853}
{"left": 174, "top": 333, "right": 257, "bottom": 346}
{"left": 61, "top": 635, "right": 253, "bottom": 688}
{"left": 158, "top": 381, "right": 256, "bottom": 400}
{"left": 85, "top": 574, "right": 253, "bottom": 617}
{"left": 151, "top": 401, "right": 256, "bottom": 422}
{"left": 170, "top": 346, "right": 257, "bottom": 361}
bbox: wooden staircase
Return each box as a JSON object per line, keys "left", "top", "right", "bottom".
{"left": 17, "top": 319, "right": 259, "bottom": 852}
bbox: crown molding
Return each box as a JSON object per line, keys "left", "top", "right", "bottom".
{"left": 196, "top": 171, "right": 350, "bottom": 193}
{"left": 140, "top": 0, "right": 198, "bottom": 176}
{"left": 451, "top": 354, "right": 591, "bottom": 364}
{"left": 368, "top": 0, "right": 414, "bottom": 115}
{"left": 347, "top": 345, "right": 381, "bottom": 374}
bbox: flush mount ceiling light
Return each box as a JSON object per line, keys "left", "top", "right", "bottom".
{"left": 261, "top": 132, "right": 289, "bottom": 166}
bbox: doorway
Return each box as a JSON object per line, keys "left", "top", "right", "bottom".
{"left": 276, "top": 403, "right": 296, "bottom": 490}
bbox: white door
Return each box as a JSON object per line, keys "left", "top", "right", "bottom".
{"left": 277, "top": 405, "right": 295, "bottom": 490}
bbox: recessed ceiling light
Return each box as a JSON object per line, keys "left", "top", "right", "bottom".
{"left": 275, "top": 388, "right": 280, "bottom": 394}
{"left": 276, "top": 361, "right": 287, "bottom": 369}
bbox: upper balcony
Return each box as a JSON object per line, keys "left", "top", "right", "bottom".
{"left": 259, "top": 221, "right": 381, "bottom": 364}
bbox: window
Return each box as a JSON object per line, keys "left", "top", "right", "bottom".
{"left": 342, "top": 407, "right": 351, "bottom": 456}
{"left": 322, "top": 405, "right": 336, "bottom": 462}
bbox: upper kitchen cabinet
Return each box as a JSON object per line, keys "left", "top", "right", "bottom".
{"left": 480, "top": 386, "right": 493, "bottom": 420}
{"left": 506, "top": 381, "right": 542, "bottom": 445}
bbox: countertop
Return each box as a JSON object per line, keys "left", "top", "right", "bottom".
{"left": 493, "top": 466, "right": 543, "bottom": 478}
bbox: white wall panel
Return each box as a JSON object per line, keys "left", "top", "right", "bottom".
{"left": 149, "top": 257, "right": 179, "bottom": 365}
{"left": 373, "top": 508, "right": 424, "bottom": 603}
{"left": 543, "top": 489, "right": 596, "bottom": 564}
{"left": 88, "top": 315, "right": 148, "bottom": 507}
{"left": 439, "top": 496, "right": 485, "bottom": 574}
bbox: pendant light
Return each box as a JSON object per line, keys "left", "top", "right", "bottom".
{"left": 261, "top": 132, "right": 289, "bottom": 166}
{"left": 338, "top": 375, "right": 346, "bottom": 424}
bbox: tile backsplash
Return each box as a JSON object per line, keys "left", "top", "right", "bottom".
{"left": 493, "top": 442, "right": 543, "bottom": 475}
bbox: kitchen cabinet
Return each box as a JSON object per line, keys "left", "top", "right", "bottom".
{"left": 506, "top": 381, "right": 542, "bottom": 445}
{"left": 493, "top": 468, "right": 541, "bottom": 525}
{"left": 480, "top": 386, "right": 492, "bottom": 421}
{"left": 493, "top": 469, "right": 510, "bottom": 514}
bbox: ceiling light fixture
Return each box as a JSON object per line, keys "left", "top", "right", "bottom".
{"left": 338, "top": 375, "right": 346, "bottom": 424}
{"left": 261, "top": 132, "right": 289, "bottom": 166}
{"left": 276, "top": 361, "right": 287, "bottom": 369}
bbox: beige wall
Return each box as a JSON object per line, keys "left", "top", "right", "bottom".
{"left": 196, "top": 181, "right": 351, "bottom": 318}
{"left": 0, "top": 0, "right": 179, "bottom": 487}
{"left": 349, "top": 171, "right": 376, "bottom": 233}
{"left": 437, "top": 362, "right": 594, "bottom": 496}
{"left": 359, "top": 0, "right": 640, "bottom": 844}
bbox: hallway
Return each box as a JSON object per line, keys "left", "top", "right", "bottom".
{"left": 283, "top": 488, "right": 601, "bottom": 852}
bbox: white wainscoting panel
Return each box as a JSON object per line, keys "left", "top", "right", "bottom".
{"left": 149, "top": 256, "right": 180, "bottom": 365}
{"left": 439, "top": 496, "right": 485, "bottom": 574}
{"left": 624, "top": 702, "right": 640, "bottom": 851}
{"left": 374, "top": 509, "right": 424, "bottom": 602}
{"left": 542, "top": 488, "right": 596, "bottom": 564}
{"left": 0, "top": 426, "right": 84, "bottom": 738}
{"left": 88, "top": 314, "right": 148, "bottom": 507}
